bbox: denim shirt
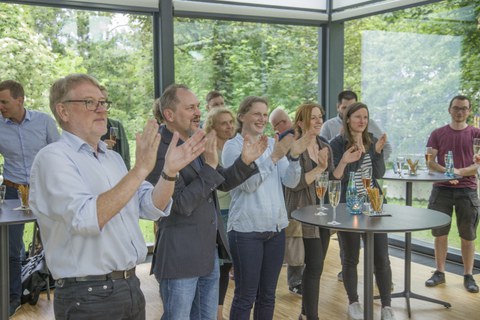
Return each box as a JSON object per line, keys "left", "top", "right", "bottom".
{"left": 222, "top": 133, "right": 301, "bottom": 233}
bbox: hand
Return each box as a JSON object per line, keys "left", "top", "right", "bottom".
{"left": 202, "top": 130, "right": 219, "bottom": 169}
{"left": 241, "top": 134, "right": 268, "bottom": 165}
{"left": 104, "top": 139, "right": 116, "bottom": 150}
{"left": 341, "top": 145, "right": 362, "bottom": 165}
{"left": 163, "top": 129, "right": 207, "bottom": 176}
{"left": 317, "top": 147, "right": 329, "bottom": 171}
{"left": 375, "top": 133, "right": 387, "bottom": 154}
{"left": 290, "top": 131, "right": 316, "bottom": 159}
{"left": 271, "top": 133, "right": 293, "bottom": 163}
{"left": 474, "top": 154, "right": 480, "bottom": 165}
{"left": 133, "top": 120, "right": 162, "bottom": 178}
{"left": 354, "top": 136, "right": 366, "bottom": 154}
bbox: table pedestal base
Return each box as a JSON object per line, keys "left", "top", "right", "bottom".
{"left": 374, "top": 232, "right": 451, "bottom": 318}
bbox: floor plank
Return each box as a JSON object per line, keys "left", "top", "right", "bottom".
{"left": 12, "top": 237, "right": 479, "bottom": 319}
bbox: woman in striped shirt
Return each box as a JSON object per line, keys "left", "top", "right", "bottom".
{"left": 329, "top": 102, "right": 395, "bottom": 320}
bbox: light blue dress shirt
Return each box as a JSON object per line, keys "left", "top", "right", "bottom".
{"left": 29, "top": 131, "right": 171, "bottom": 279}
{"left": 222, "top": 133, "right": 301, "bottom": 233}
{"left": 0, "top": 109, "right": 59, "bottom": 184}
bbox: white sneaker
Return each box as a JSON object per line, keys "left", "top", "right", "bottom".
{"left": 381, "top": 306, "right": 396, "bottom": 320}
{"left": 348, "top": 302, "right": 364, "bottom": 320}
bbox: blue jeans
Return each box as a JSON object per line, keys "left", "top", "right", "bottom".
{"left": 7, "top": 185, "right": 24, "bottom": 303}
{"left": 228, "top": 229, "right": 285, "bottom": 320}
{"left": 157, "top": 251, "right": 219, "bottom": 320}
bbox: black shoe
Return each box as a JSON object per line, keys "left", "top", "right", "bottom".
{"left": 464, "top": 274, "right": 479, "bottom": 293}
{"left": 425, "top": 270, "right": 445, "bottom": 287}
{"left": 9, "top": 300, "right": 21, "bottom": 318}
{"left": 337, "top": 271, "right": 343, "bottom": 282}
{"left": 289, "top": 284, "right": 302, "bottom": 296}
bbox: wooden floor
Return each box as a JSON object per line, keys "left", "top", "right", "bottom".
{"left": 12, "top": 236, "right": 480, "bottom": 320}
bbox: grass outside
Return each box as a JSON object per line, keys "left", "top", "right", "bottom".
{"left": 387, "top": 198, "right": 480, "bottom": 251}
{"left": 23, "top": 219, "right": 156, "bottom": 252}
{"left": 22, "top": 200, "right": 479, "bottom": 255}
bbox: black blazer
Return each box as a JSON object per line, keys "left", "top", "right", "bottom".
{"left": 147, "top": 126, "right": 257, "bottom": 279}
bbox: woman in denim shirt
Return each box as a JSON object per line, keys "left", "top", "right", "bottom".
{"left": 222, "top": 96, "right": 313, "bottom": 320}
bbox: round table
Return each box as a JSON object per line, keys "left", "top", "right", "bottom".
{"left": 0, "top": 199, "right": 36, "bottom": 320}
{"left": 382, "top": 169, "right": 459, "bottom": 316}
{"left": 292, "top": 203, "right": 451, "bottom": 320}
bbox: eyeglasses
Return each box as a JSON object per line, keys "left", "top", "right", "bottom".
{"left": 62, "top": 99, "right": 112, "bottom": 111}
{"left": 451, "top": 106, "right": 469, "bottom": 112}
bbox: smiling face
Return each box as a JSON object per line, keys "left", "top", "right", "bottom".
{"left": 164, "top": 88, "right": 201, "bottom": 140}
{"left": 307, "top": 107, "right": 324, "bottom": 135}
{"left": 0, "top": 89, "right": 25, "bottom": 123}
{"left": 56, "top": 81, "right": 108, "bottom": 148}
{"left": 239, "top": 102, "right": 268, "bottom": 137}
{"left": 347, "top": 107, "right": 369, "bottom": 135}
{"left": 213, "top": 112, "right": 235, "bottom": 141}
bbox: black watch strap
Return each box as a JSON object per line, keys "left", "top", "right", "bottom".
{"left": 161, "top": 171, "right": 178, "bottom": 181}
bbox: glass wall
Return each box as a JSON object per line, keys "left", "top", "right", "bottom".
{"left": 174, "top": 18, "right": 320, "bottom": 124}
{"left": 344, "top": 0, "right": 480, "bottom": 251}
{"left": 0, "top": 2, "right": 155, "bottom": 243}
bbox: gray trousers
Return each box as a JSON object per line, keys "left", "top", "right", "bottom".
{"left": 54, "top": 274, "right": 145, "bottom": 320}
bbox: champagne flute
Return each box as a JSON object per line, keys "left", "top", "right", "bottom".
{"left": 362, "top": 167, "right": 372, "bottom": 190}
{"left": 110, "top": 126, "right": 119, "bottom": 141}
{"left": 395, "top": 156, "right": 405, "bottom": 177}
{"left": 0, "top": 163, "right": 3, "bottom": 186}
{"left": 327, "top": 180, "right": 341, "bottom": 225}
{"left": 425, "top": 147, "right": 433, "bottom": 174}
{"left": 314, "top": 172, "right": 328, "bottom": 216}
{"left": 474, "top": 139, "right": 480, "bottom": 155}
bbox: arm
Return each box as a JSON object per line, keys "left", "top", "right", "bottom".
{"left": 97, "top": 121, "right": 206, "bottom": 228}
{"left": 331, "top": 137, "right": 362, "bottom": 180}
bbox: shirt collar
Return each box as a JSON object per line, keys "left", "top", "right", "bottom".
{"left": 2, "top": 109, "right": 31, "bottom": 125}
{"left": 61, "top": 130, "right": 106, "bottom": 154}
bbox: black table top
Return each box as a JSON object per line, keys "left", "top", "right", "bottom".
{"left": 0, "top": 199, "right": 36, "bottom": 226}
{"left": 382, "top": 170, "right": 460, "bottom": 182}
{"left": 292, "top": 203, "right": 451, "bottom": 233}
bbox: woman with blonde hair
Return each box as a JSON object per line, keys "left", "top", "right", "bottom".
{"left": 204, "top": 107, "right": 235, "bottom": 320}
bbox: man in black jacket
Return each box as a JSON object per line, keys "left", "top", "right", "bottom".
{"left": 147, "top": 84, "right": 267, "bottom": 319}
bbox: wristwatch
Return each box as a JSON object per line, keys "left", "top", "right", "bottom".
{"left": 161, "top": 171, "right": 179, "bottom": 181}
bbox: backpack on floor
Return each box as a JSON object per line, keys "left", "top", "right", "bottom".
{"left": 21, "top": 250, "right": 49, "bottom": 305}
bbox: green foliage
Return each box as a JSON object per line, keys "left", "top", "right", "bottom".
{"left": 174, "top": 19, "right": 319, "bottom": 118}
{"left": 344, "top": 0, "right": 480, "bottom": 157}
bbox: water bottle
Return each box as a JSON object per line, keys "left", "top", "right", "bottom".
{"left": 445, "top": 151, "right": 454, "bottom": 177}
{"left": 346, "top": 172, "right": 358, "bottom": 213}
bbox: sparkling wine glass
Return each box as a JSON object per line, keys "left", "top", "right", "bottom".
{"left": 425, "top": 147, "right": 433, "bottom": 174}
{"left": 327, "top": 180, "right": 341, "bottom": 225}
{"left": 0, "top": 164, "right": 3, "bottom": 186}
{"left": 110, "top": 126, "right": 119, "bottom": 141}
{"left": 314, "top": 172, "right": 328, "bottom": 216}
{"left": 362, "top": 167, "right": 372, "bottom": 190}
{"left": 474, "top": 139, "right": 480, "bottom": 155}
{"left": 395, "top": 156, "right": 405, "bottom": 177}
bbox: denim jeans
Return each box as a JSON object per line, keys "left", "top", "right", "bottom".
{"left": 228, "top": 229, "right": 285, "bottom": 320}
{"left": 54, "top": 275, "right": 145, "bottom": 320}
{"left": 338, "top": 231, "right": 392, "bottom": 307}
{"left": 7, "top": 185, "right": 24, "bottom": 303}
{"left": 157, "top": 251, "right": 219, "bottom": 320}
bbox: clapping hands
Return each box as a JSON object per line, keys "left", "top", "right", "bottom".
{"left": 241, "top": 134, "right": 268, "bottom": 165}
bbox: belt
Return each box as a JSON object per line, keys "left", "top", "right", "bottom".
{"left": 59, "top": 267, "right": 136, "bottom": 283}
{"left": 3, "top": 179, "right": 27, "bottom": 189}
